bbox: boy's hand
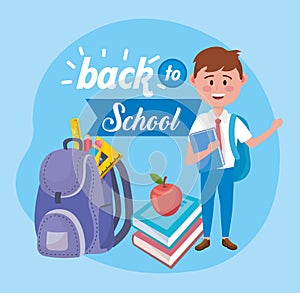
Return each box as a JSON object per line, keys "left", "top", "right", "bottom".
{"left": 208, "top": 140, "right": 220, "bottom": 152}
{"left": 272, "top": 118, "right": 283, "bottom": 130}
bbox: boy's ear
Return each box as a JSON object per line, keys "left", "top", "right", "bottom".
{"left": 241, "top": 73, "right": 248, "bottom": 85}
{"left": 189, "top": 74, "right": 195, "bottom": 85}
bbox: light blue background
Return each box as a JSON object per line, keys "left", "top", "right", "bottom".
{"left": 1, "top": 0, "right": 298, "bottom": 291}
{"left": 15, "top": 18, "right": 279, "bottom": 272}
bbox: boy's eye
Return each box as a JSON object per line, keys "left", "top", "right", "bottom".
{"left": 209, "top": 80, "right": 213, "bottom": 86}
{"left": 223, "top": 80, "right": 227, "bottom": 86}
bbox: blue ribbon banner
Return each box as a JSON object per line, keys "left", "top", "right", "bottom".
{"left": 86, "top": 98, "right": 201, "bottom": 137}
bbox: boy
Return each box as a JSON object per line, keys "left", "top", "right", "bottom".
{"left": 185, "top": 47, "right": 282, "bottom": 250}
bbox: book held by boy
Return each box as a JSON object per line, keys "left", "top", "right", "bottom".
{"left": 189, "top": 127, "right": 224, "bottom": 173}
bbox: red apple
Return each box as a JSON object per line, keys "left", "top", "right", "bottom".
{"left": 150, "top": 175, "right": 182, "bottom": 216}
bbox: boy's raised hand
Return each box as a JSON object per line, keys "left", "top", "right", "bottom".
{"left": 272, "top": 118, "right": 283, "bottom": 130}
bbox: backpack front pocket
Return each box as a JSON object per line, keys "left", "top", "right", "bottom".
{"left": 37, "top": 209, "right": 85, "bottom": 258}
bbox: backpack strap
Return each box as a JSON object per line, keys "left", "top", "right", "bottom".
{"left": 111, "top": 160, "right": 133, "bottom": 246}
{"left": 229, "top": 114, "right": 240, "bottom": 160}
{"left": 110, "top": 167, "right": 121, "bottom": 229}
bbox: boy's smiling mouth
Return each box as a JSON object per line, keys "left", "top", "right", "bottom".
{"left": 212, "top": 93, "right": 225, "bottom": 100}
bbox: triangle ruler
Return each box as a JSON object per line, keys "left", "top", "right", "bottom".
{"left": 94, "top": 136, "right": 123, "bottom": 178}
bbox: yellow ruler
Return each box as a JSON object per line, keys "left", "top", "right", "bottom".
{"left": 70, "top": 118, "right": 82, "bottom": 149}
{"left": 94, "top": 136, "right": 123, "bottom": 178}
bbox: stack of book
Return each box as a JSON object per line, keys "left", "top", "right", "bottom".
{"left": 131, "top": 195, "right": 203, "bottom": 268}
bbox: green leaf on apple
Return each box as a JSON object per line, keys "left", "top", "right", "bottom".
{"left": 150, "top": 173, "right": 164, "bottom": 184}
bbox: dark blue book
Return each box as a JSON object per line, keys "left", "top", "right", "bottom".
{"left": 189, "top": 128, "right": 224, "bottom": 173}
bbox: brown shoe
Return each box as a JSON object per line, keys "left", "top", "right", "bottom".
{"left": 222, "top": 238, "right": 237, "bottom": 250}
{"left": 195, "top": 238, "right": 210, "bottom": 251}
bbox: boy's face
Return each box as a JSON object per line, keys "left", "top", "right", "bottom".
{"left": 189, "top": 67, "right": 247, "bottom": 107}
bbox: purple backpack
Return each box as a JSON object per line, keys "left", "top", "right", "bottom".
{"left": 34, "top": 138, "right": 133, "bottom": 258}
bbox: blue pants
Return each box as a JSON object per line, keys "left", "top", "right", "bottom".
{"left": 201, "top": 168, "right": 234, "bottom": 238}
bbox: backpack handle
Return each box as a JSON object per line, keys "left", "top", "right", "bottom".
{"left": 111, "top": 160, "right": 133, "bottom": 246}
{"left": 63, "top": 138, "right": 83, "bottom": 151}
{"left": 229, "top": 114, "right": 240, "bottom": 160}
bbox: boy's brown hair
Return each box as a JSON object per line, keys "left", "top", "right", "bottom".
{"left": 193, "top": 47, "right": 243, "bottom": 79}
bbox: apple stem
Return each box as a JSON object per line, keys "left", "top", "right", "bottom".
{"left": 163, "top": 176, "right": 167, "bottom": 187}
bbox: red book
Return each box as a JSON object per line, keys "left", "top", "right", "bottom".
{"left": 132, "top": 218, "right": 203, "bottom": 268}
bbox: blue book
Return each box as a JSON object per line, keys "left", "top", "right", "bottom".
{"left": 189, "top": 128, "right": 224, "bottom": 173}
{"left": 131, "top": 195, "right": 202, "bottom": 247}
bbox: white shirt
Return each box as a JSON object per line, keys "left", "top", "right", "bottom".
{"left": 188, "top": 109, "right": 252, "bottom": 169}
